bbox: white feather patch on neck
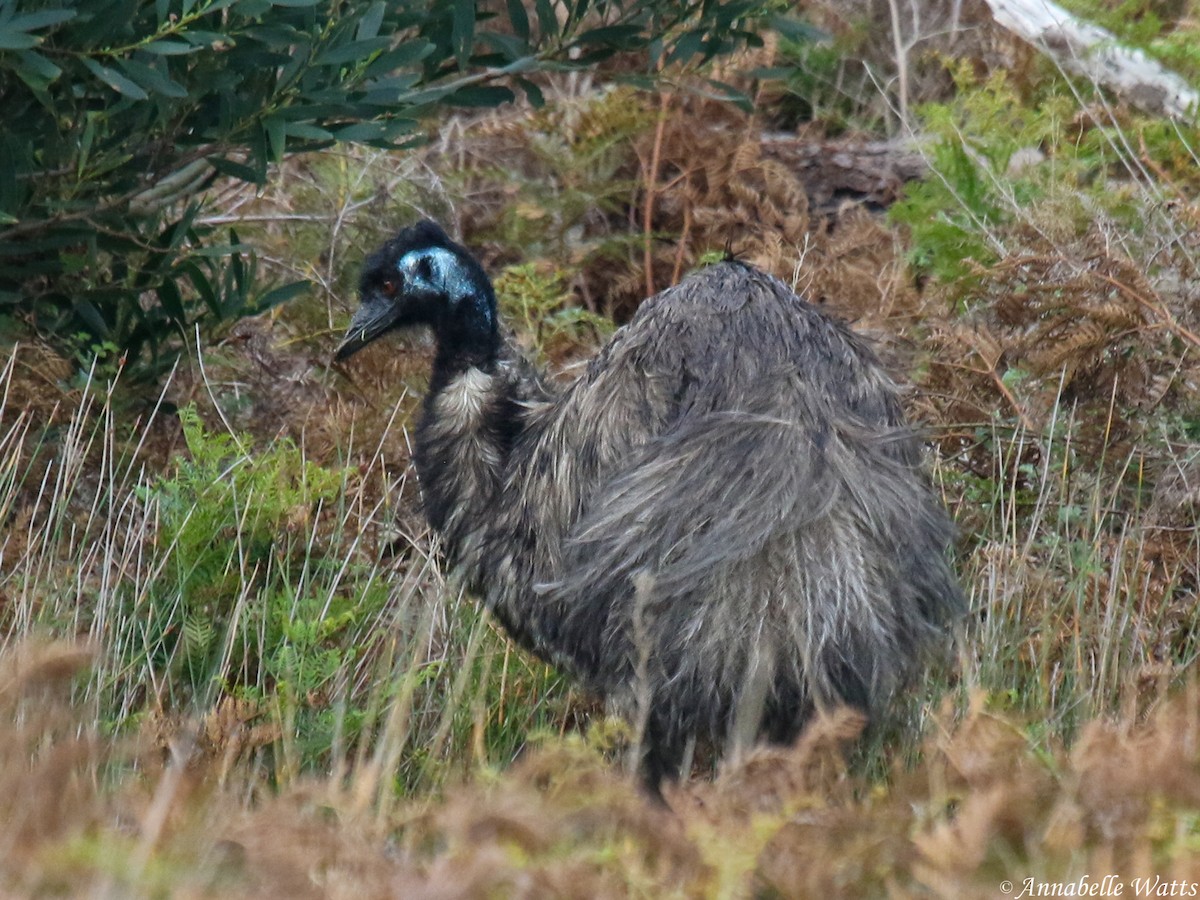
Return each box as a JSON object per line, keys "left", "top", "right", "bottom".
{"left": 436, "top": 367, "right": 495, "bottom": 426}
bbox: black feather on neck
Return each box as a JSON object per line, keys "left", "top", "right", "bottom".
{"left": 429, "top": 281, "right": 500, "bottom": 390}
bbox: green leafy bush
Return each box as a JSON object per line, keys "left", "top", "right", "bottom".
{"left": 0, "top": 0, "right": 767, "bottom": 372}
{"left": 891, "top": 53, "right": 1200, "bottom": 293}
{"left": 1060, "top": 0, "right": 1200, "bottom": 84}
{"left": 495, "top": 262, "right": 614, "bottom": 360}
{"left": 132, "top": 407, "right": 567, "bottom": 778}
{"left": 137, "top": 405, "right": 359, "bottom": 707}
{"left": 890, "top": 68, "right": 1058, "bottom": 285}
{"left": 892, "top": 68, "right": 1120, "bottom": 288}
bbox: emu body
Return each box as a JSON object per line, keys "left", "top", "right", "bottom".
{"left": 337, "top": 221, "right": 963, "bottom": 788}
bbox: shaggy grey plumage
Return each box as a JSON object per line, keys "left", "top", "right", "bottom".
{"left": 336, "top": 220, "right": 963, "bottom": 789}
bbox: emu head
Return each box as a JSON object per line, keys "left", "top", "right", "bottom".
{"left": 335, "top": 220, "right": 495, "bottom": 361}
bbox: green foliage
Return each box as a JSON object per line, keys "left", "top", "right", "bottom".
{"left": 128, "top": 406, "right": 568, "bottom": 779}
{"left": 136, "top": 406, "right": 361, "bottom": 712}
{"left": 892, "top": 66, "right": 1145, "bottom": 289}
{"left": 0, "top": 0, "right": 772, "bottom": 374}
{"left": 393, "top": 595, "right": 574, "bottom": 792}
{"left": 469, "top": 85, "right": 651, "bottom": 261}
{"left": 890, "top": 67, "right": 1065, "bottom": 285}
{"left": 494, "top": 262, "right": 613, "bottom": 360}
{"left": 766, "top": 21, "right": 885, "bottom": 133}
{"left": 1060, "top": 0, "right": 1200, "bottom": 84}
{"left": 890, "top": 35, "right": 1200, "bottom": 292}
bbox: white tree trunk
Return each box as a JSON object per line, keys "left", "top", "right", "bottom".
{"left": 984, "top": 0, "right": 1199, "bottom": 121}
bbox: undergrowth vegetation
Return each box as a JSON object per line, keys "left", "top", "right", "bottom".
{"left": 4, "top": 0, "right": 1200, "bottom": 895}
{"left": 0, "top": 350, "right": 575, "bottom": 803}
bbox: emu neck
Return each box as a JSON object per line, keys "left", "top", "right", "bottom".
{"left": 430, "top": 288, "right": 500, "bottom": 392}
{"left": 416, "top": 294, "right": 515, "bottom": 562}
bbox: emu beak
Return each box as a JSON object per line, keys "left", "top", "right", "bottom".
{"left": 334, "top": 294, "right": 402, "bottom": 361}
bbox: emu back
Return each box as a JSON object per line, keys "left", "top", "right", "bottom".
{"left": 337, "top": 221, "right": 963, "bottom": 790}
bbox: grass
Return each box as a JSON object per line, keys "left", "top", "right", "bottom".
{"left": 0, "top": 346, "right": 571, "bottom": 794}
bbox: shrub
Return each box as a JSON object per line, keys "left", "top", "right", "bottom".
{"left": 0, "top": 0, "right": 768, "bottom": 373}
{"left": 134, "top": 406, "right": 353, "bottom": 702}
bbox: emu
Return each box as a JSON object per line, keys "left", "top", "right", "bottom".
{"left": 336, "top": 220, "right": 963, "bottom": 790}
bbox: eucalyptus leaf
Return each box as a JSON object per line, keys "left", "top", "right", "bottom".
{"left": 118, "top": 58, "right": 188, "bottom": 98}
{"left": 7, "top": 9, "right": 76, "bottom": 31}
{"left": 505, "top": 0, "right": 528, "bottom": 42}
{"left": 0, "top": 30, "right": 40, "bottom": 50}
{"left": 284, "top": 122, "right": 334, "bottom": 140}
{"left": 332, "top": 121, "right": 389, "bottom": 141}
{"left": 767, "top": 13, "right": 825, "bottom": 43}
{"left": 356, "top": 1, "right": 385, "bottom": 40}
{"left": 81, "top": 58, "right": 150, "bottom": 99}
{"left": 264, "top": 116, "right": 286, "bottom": 161}
{"left": 141, "top": 39, "right": 196, "bottom": 55}
{"left": 515, "top": 76, "right": 544, "bottom": 108}
{"left": 447, "top": 84, "right": 514, "bottom": 107}
{"left": 15, "top": 49, "right": 61, "bottom": 80}
{"left": 451, "top": 0, "right": 475, "bottom": 68}
{"left": 206, "top": 156, "right": 262, "bottom": 183}
{"left": 534, "top": 0, "right": 556, "bottom": 40}
{"left": 315, "top": 36, "right": 392, "bottom": 67}
{"left": 363, "top": 40, "right": 434, "bottom": 74}
{"left": 575, "top": 23, "right": 642, "bottom": 46}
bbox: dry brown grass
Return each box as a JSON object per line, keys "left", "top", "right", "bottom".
{"left": 7, "top": 638, "right": 1200, "bottom": 896}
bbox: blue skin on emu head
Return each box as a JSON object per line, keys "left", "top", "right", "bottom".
{"left": 334, "top": 221, "right": 496, "bottom": 364}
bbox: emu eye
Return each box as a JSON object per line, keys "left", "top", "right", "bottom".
{"left": 381, "top": 278, "right": 399, "bottom": 297}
